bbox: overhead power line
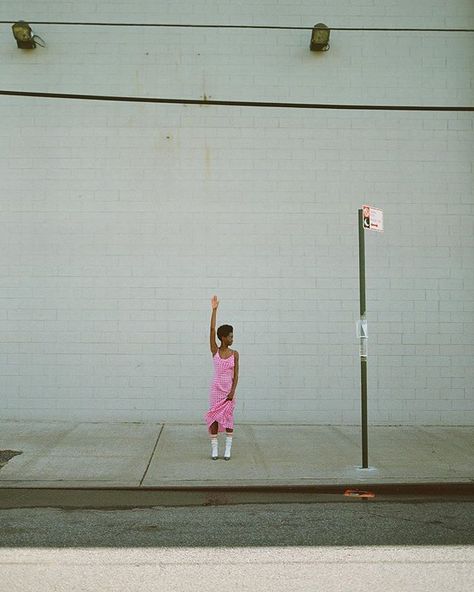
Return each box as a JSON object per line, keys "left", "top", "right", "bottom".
{"left": 0, "top": 21, "right": 473, "bottom": 32}
{"left": 0, "top": 89, "right": 472, "bottom": 111}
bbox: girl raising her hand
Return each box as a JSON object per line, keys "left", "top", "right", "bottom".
{"left": 204, "top": 295, "right": 239, "bottom": 460}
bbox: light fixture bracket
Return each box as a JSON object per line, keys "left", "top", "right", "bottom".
{"left": 12, "top": 21, "right": 37, "bottom": 49}
{"left": 310, "top": 23, "right": 330, "bottom": 52}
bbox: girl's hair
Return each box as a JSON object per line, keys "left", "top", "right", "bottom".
{"left": 217, "top": 324, "right": 233, "bottom": 340}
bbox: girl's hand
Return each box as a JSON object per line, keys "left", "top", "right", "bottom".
{"left": 226, "top": 392, "right": 234, "bottom": 401}
{"left": 211, "top": 295, "right": 219, "bottom": 310}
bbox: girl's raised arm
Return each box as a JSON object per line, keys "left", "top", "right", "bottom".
{"left": 210, "top": 295, "right": 219, "bottom": 355}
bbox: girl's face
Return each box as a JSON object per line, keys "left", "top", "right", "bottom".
{"left": 223, "top": 333, "right": 233, "bottom": 346}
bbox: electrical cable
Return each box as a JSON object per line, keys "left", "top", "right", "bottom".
{"left": 0, "top": 89, "right": 472, "bottom": 111}
{"left": 1, "top": 20, "right": 473, "bottom": 32}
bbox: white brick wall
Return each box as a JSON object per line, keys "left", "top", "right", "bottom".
{"left": 0, "top": 1, "right": 473, "bottom": 424}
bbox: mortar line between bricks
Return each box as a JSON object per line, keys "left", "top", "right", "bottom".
{"left": 139, "top": 424, "right": 164, "bottom": 488}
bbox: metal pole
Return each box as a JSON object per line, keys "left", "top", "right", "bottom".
{"left": 358, "top": 209, "right": 368, "bottom": 469}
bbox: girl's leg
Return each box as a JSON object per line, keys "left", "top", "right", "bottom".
{"left": 224, "top": 428, "right": 233, "bottom": 460}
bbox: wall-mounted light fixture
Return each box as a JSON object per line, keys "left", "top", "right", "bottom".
{"left": 310, "top": 23, "right": 330, "bottom": 51}
{"left": 12, "top": 21, "right": 45, "bottom": 49}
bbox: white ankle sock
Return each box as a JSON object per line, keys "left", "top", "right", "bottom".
{"left": 224, "top": 434, "right": 233, "bottom": 458}
{"left": 210, "top": 436, "right": 218, "bottom": 458}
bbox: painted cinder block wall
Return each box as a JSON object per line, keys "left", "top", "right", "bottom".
{"left": 0, "top": 1, "right": 473, "bottom": 424}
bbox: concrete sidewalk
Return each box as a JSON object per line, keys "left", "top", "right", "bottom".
{"left": 0, "top": 421, "right": 473, "bottom": 489}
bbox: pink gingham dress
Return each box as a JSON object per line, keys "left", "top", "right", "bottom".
{"left": 204, "top": 350, "right": 236, "bottom": 433}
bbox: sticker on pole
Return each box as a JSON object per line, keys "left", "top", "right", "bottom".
{"left": 356, "top": 319, "right": 368, "bottom": 338}
{"left": 362, "top": 205, "right": 383, "bottom": 232}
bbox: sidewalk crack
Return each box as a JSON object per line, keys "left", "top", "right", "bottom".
{"left": 139, "top": 424, "right": 164, "bottom": 487}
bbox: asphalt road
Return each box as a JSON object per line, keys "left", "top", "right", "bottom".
{"left": 1, "top": 501, "right": 473, "bottom": 591}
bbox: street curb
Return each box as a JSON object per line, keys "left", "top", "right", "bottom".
{"left": 1, "top": 482, "right": 473, "bottom": 509}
